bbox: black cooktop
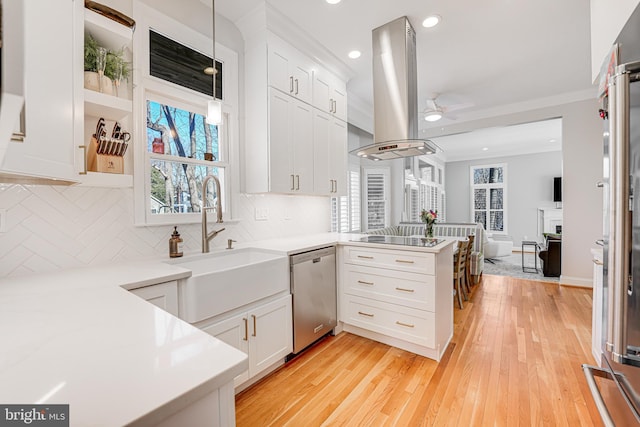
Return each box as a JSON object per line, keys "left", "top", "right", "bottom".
{"left": 353, "top": 235, "right": 443, "bottom": 248}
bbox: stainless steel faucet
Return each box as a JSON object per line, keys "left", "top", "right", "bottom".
{"left": 202, "top": 174, "right": 225, "bottom": 253}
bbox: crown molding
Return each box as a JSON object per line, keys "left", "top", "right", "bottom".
{"left": 235, "top": 1, "right": 355, "bottom": 83}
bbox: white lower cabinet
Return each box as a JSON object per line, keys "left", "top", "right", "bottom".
{"left": 201, "top": 294, "right": 293, "bottom": 387}
{"left": 130, "top": 281, "right": 179, "bottom": 317}
{"left": 339, "top": 244, "right": 454, "bottom": 361}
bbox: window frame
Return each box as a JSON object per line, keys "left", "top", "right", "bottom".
{"left": 132, "top": 2, "right": 239, "bottom": 226}
{"left": 469, "top": 163, "right": 507, "bottom": 234}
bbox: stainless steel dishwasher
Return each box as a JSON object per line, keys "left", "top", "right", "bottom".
{"left": 290, "top": 246, "right": 337, "bottom": 354}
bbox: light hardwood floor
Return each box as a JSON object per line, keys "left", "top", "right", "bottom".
{"left": 235, "top": 275, "right": 602, "bottom": 426}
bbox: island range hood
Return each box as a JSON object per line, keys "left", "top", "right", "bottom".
{"left": 353, "top": 16, "right": 439, "bottom": 161}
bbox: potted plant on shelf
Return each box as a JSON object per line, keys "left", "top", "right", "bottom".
{"left": 84, "top": 34, "right": 130, "bottom": 96}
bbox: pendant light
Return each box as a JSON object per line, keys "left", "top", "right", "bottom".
{"left": 205, "top": 0, "right": 222, "bottom": 125}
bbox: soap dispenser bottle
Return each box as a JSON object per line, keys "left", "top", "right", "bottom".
{"left": 169, "top": 226, "right": 183, "bottom": 258}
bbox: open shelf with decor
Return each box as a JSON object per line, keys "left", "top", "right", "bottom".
{"left": 76, "top": 3, "right": 135, "bottom": 187}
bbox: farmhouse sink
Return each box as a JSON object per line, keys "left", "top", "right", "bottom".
{"left": 170, "top": 248, "right": 289, "bottom": 324}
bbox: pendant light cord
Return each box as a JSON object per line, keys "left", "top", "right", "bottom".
{"left": 212, "top": 0, "right": 216, "bottom": 101}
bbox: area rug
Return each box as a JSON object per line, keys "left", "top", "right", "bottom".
{"left": 483, "top": 252, "right": 559, "bottom": 283}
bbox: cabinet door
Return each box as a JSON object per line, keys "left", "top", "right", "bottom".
{"left": 312, "top": 72, "right": 332, "bottom": 114}
{"left": 248, "top": 295, "right": 292, "bottom": 376}
{"left": 267, "top": 36, "right": 312, "bottom": 104}
{"left": 330, "top": 118, "right": 348, "bottom": 196}
{"left": 331, "top": 84, "right": 347, "bottom": 122}
{"left": 291, "top": 100, "right": 314, "bottom": 193}
{"left": 268, "top": 42, "right": 293, "bottom": 97}
{"left": 1, "top": 0, "right": 76, "bottom": 183}
{"left": 268, "top": 89, "right": 294, "bottom": 193}
{"left": 130, "top": 281, "right": 179, "bottom": 317}
{"left": 202, "top": 314, "right": 250, "bottom": 387}
{"left": 313, "top": 109, "right": 331, "bottom": 195}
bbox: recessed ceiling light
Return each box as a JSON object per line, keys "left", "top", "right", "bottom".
{"left": 348, "top": 50, "right": 361, "bottom": 59}
{"left": 422, "top": 15, "right": 441, "bottom": 28}
{"left": 326, "top": 0, "right": 341, "bottom": 4}
{"left": 549, "top": 139, "right": 557, "bottom": 143}
{"left": 482, "top": 147, "right": 489, "bottom": 151}
{"left": 424, "top": 112, "right": 442, "bottom": 122}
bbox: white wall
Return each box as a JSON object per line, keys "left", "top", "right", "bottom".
{"left": 445, "top": 151, "right": 562, "bottom": 246}
{"left": 424, "top": 98, "right": 603, "bottom": 287}
{"left": 0, "top": 185, "right": 330, "bottom": 277}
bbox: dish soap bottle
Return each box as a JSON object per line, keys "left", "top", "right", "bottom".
{"left": 169, "top": 226, "right": 183, "bottom": 258}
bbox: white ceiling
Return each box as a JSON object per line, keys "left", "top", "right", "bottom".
{"left": 431, "top": 118, "right": 562, "bottom": 162}
{"left": 212, "top": 0, "right": 595, "bottom": 158}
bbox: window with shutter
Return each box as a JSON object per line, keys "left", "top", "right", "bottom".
{"left": 364, "top": 168, "right": 390, "bottom": 231}
{"left": 331, "top": 166, "right": 361, "bottom": 232}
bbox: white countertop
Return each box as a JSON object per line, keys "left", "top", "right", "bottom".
{"left": 0, "top": 261, "right": 248, "bottom": 426}
{"left": 246, "top": 232, "right": 457, "bottom": 255}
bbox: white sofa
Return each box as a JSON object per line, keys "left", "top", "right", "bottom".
{"left": 366, "top": 222, "right": 485, "bottom": 282}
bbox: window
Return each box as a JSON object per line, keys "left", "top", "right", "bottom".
{"left": 146, "top": 98, "right": 227, "bottom": 216}
{"left": 134, "top": 4, "right": 239, "bottom": 225}
{"left": 331, "top": 166, "right": 361, "bottom": 232}
{"left": 364, "top": 167, "right": 390, "bottom": 231}
{"left": 403, "top": 159, "right": 445, "bottom": 223}
{"left": 470, "top": 164, "right": 506, "bottom": 233}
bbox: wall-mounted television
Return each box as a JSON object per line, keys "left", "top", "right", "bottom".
{"left": 553, "top": 177, "right": 562, "bottom": 202}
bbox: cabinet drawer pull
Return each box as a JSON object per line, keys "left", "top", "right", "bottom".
{"left": 395, "top": 287, "right": 415, "bottom": 293}
{"left": 593, "top": 259, "right": 604, "bottom": 266}
{"left": 357, "top": 255, "right": 374, "bottom": 259}
{"left": 243, "top": 318, "right": 248, "bottom": 341}
{"left": 11, "top": 105, "right": 26, "bottom": 142}
{"left": 395, "top": 259, "right": 415, "bottom": 264}
{"left": 295, "top": 79, "right": 299, "bottom": 95}
{"left": 79, "top": 145, "right": 87, "bottom": 175}
{"left": 252, "top": 314, "right": 257, "bottom": 337}
{"left": 291, "top": 174, "right": 295, "bottom": 190}
{"left": 358, "top": 311, "right": 374, "bottom": 317}
{"left": 290, "top": 76, "right": 294, "bottom": 93}
{"left": 357, "top": 280, "right": 374, "bottom": 285}
{"left": 296, "top": 174, "right": 300, "bottom": 190}
{"left": 396, "top": 321, "right": 415, "bottom": 328}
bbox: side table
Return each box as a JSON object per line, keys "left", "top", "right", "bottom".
{"left": 522, "top": 240, "right": 540, "bottom": 273}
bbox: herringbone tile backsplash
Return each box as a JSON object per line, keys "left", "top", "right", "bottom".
{"left": 0, "top": 184, "right": 331, "bottom": 277}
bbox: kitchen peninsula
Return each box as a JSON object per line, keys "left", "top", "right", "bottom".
{"left": 0, "top": 232, "right": 455, "bottom": 426}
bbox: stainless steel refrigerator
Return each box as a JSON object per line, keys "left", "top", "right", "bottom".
{"left": 584, "top": 4, "right": 640, "bottom": 425}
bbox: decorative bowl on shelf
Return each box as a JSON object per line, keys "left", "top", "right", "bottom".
{"left": 84, "top": 71, "right": 113, "bottom": 95}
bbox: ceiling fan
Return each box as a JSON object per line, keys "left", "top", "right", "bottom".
{"left": 423, "top": 94, "right": 474, "bottom": 122}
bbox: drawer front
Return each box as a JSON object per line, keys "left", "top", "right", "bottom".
{"left": 344, "top": 265, "right": 435, "bottom": 312}
{"left": 343, "top": 295, "right": 435, "bottom": 348}
{"left": 344, "top": 246, "right": 435, "bottom": 274}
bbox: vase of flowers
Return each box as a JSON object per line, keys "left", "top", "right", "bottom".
{"left": 421, "top": 209, "right": 438, "bottom": 239}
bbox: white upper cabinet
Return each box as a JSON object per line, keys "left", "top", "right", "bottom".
{"left": 268, "top": 35, "right": 313, "bottom": 104}
{"left": 313, "top": 109, "right": 347, "bottom": 196}
{"left": 0, "top": 0, "right": 77, "bottom": 184}
{"left": 313, "top": 68, "right": 347, "bottom": 122}
{"left": 268, "top": 89, "right": 314, "bottom": 194}
{"left": 240, "top": 5, "right": 350, "bottom": 196}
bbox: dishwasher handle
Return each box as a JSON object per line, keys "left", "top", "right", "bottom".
{"left": 290, "top": 246, "right": 336, "bottom": 265}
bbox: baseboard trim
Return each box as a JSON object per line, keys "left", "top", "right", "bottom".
{"left": 560, "top": 275, "right": 592, "bottom": 288}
